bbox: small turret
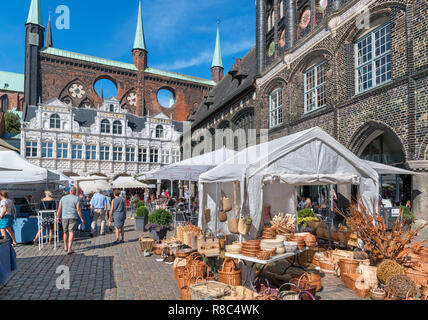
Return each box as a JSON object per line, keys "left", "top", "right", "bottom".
{"left": 211, "top": 20, "right": 224, "bottom": 84}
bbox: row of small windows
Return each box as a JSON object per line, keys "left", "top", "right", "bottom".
{"left": 268, "top": 23, "right": 392, "bottom": 128}
{"left": 48, "top": 114, "right": 165, "bottom": 138}
{"left": 26, "top": 141, "right": 180, "bottom": 163}
{"left": 267, "top": 1, "right": 284, "bottom": 31}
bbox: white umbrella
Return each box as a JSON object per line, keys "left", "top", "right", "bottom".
{"left": 112, "top": 176, "right": 148, "bottom": 189}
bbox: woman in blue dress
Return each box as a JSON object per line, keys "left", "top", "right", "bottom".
{"left": 0, "top": 190, "right": 17, "bottom": 246}
{"left": 109, "top": 190, "right": 127, "bottom": 245}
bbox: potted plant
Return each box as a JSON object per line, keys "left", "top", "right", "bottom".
{"left": 145, "top": 209, "right": 172, "bottom": 240}
{"left": 135, "top": 205, "right": 149, "bottom": 231}
{"left": 136, "top": 200, "right": 145, "bottom": 208}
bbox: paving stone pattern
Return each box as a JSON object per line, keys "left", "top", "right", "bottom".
{"left": 0, "top": 219, "right": 367, "bottom": 300}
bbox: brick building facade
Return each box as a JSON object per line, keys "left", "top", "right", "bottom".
{"left": 23, "top": 0, "right": 216, "bottom": 122}
{"left": 190, "top": 0, "right": 428, "bottom": 220}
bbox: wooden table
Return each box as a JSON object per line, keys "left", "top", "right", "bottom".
{"left": 225, "top": 248, "right": 309, "bottom": 289}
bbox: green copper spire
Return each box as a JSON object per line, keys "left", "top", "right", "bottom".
{"left": 211, "top": 20, "right": 223, "bottom": 69}
{"left": 133, "top": 0, "right": 147, "bottom": 51}
{"left": 26, "top": 0, "right": 43, "bottom": 27}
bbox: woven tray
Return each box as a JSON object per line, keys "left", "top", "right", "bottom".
{"left": 190, "top": 281, "right": 232, "bottom": 300}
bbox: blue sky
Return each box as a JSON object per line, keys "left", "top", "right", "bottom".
{"left": 0, "top": 0, "right": 255, "bottom": 98}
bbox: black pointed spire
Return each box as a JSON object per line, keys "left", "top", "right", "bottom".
{"left": 45, "top": 9, "right": 53, "bottom": 47}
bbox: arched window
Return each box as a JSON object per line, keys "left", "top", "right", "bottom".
{"left": 269, "top": 88, "right": 283, "bottom": 128}
{"left": 50, "top": 114, "right": 61, "bottom": 129}
{"left": 100, "top": 119, "right": 111, "bottom": 134}
{"left": 1, "top": 95, "right": 9, "bottom": 112}
{"left": 109, "top": 104, "right": 115, "bottom": 112}
{"left": 233, "top": 109, "right": 255, "bottom": 132}
{"left": 155, "top": 125, "right": 164, "bottom": 138}
{"left": 113, "top": 120, "right": 122, "bottom": 135}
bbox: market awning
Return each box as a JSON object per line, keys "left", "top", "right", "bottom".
{"left": 364, "top": 160, "right": 416, "bottom": 175}
{"left": 112, "top": 176, "right": 148, "bottom": 189}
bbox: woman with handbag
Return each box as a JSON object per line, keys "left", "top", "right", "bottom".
{"left": 109, "top": 190, "right": 127, "bottom": 245}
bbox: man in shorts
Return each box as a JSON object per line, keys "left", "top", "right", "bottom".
{"left": 57, "top": 186, "right": 85, "bottom": 255}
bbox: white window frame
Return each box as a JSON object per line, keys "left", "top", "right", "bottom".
{"left": 269, "top": 88, "right": 283, "bottom": 128}
{"left": 71, "top": 144, "right": 83, "bottom": 160}
{"left": 100, "top": 119, "right": 111, "bottom": 134}
{"left": 100, "top": 146, "right": 110, "bottom": 161}
{"left": 50, "top": 114, "right": 61, "bottom": 129}
{"left": 304, "top": 62, "right": 327, "bottom": 113}
{"left": 161, "top": 149, "right": 170, "bottom": 164}
{"left": 113, "top": 146, "right": 123, "bottom": 161}
{"left": 126, "top": 147, "right": 135, "bottom": 162}
{"left": 86, "top": 145, "right": 97, "bottom": 160}
{"left": 113, "top": 121, "right": 122, "bottom": 135}
{"left": 155, "top": 125, "right": 164, "bottom": 139}
{"left": 57, "top": 143, "right": 68, "bottom": 159}
{"left": 172, "top": 150, "right": 180, "bottom": 163}
{"left": 150, "top": 148, "right": 159, "bottom": 163}
{"left": 41, "top": 142, "right": 54, "bottom": 159}
{"left": 25, "top": 141, "right": 38, "bottom": 158}
{"left": 355, "top": 23, "right": 392, "bottom": 94}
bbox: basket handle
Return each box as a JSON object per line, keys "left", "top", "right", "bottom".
{"left": 298, "top": 290, "right": 316, "bottom": 300}
{"left": 222, "top": 258, "right": 238, "bottom": 270}
{"left": 297, "top": 272, "right": 310, "bottom": 287}
{"left": 278, "top": 282, "right": 301, "bottom": 293}
{"left": 264, "top": 294, "right": 281, "bottom": 300}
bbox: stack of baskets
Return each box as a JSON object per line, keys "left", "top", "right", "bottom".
{"left": 403, "top": 246, "right": 428, "bottom": 287}
{"left": 304, "top": 234, "right": 317, "bottom": 247}
{"left": 288, "top": 235, "right": 305, "bottom": 250}
{"left": 241, "top": 240, "right": 261, "bottom": 257}
{"left": 218, "top": 258, "right": 242, "bottom": 286}
{"left": 176, "top": 252, "right": 208, "bottom": 300}
{"left": 256, "top": 249, "right": 276, "bottom": 261}
{"left": 225, "top": 244, "right": 241, "bottom": 254}
{"left": 139, "top": 232, "right": 155, "bottom": 252}
{"left": 262, "top": 227, "right": 277, "bottom": 239}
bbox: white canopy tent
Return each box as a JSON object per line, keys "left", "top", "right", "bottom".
{"left": 48, "top": 170, "right": 74, "bottom": 187}
{"left": 0, "top": 151, "right": 61, "bottom": 184}
{"left": 363, "top": 160, "right": 415, "bottom": 175}
{"left": 198, "top": 127, "right": 381, "bottom": 237}
{"left": 139, "top": 147, "right": 237, "bottom": 181}
{"left": 112, "top": 176, "right": 148, "bottom": 189}
{"left": 73, "top": 176, "right": 111, "bottom": 194}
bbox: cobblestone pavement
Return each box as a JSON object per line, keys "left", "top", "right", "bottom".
{"left": 0, "top": 219, "right": 369, "bottom": 300}
{"left": 0, "top": 219, "right": 180, "bottom": 300}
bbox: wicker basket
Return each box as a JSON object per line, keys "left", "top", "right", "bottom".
{"left": 177, "top": 268, "right": 190, "bottom": 289}
{"left": 218, "top": 258, "right": 242, "bottom": 286}
{"left": 338, "top": 259, "right": 360, "bottom": 282}
{"left": 174, "top": 258, "right": 188, "bottom": 280}
{"left": 343, "top": 273, "right": 361, "bottom": 291}
{"left": 404, "top": 267, "right": 428, "bottom": 287}
{"left": 153, "top": 242, "right": 164, "bottom": 255}
{"left": 180, "top": 287, "right": 192, "bottom": 300}
{"left": 186, "top": 252, "right": 206, "bottom": 278}
{"left": 190, "top": 281, "right": 232, "bottom": 300}
{"left": 319, "top": 258, "right": 336, "bottom": 273}
{"left": 220, "top": 286, "right": 258, "bottom": 300}
{"left": 290, "top": 272, "right": 322, "bottom": 292}
{"left": 139, "top": 232, "right": 155, "bottom": 252}
{"left": 370, "top": 288, "right": 386, "bottom": 300}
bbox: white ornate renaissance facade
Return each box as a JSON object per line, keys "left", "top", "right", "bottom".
{"left": 21, "top": 98, "right": 182, "bottom": 178}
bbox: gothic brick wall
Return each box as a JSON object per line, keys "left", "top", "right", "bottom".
{"left": 255, "top": 0, "right": 427, "bottom": 165}
{"left": 0, "top": 91, "right": 24, "bottom": 111}
{"left": 39, "top": 53, "right": 211, "bottom": 121}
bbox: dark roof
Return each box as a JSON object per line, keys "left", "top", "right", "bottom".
{"left": 23, "top": 105, "right": 184, "bottom": 133}
{"left": 191, "top": 46, "right": 257, "bottom": 128}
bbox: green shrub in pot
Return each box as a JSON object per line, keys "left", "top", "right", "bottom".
{"left": 148, "top": 209, "right": 172, "bottom": 227}
{"left": 136, "top": 206, "right": 149, "bottom": 217}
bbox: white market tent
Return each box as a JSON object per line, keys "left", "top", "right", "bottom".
{"left": 198, "top": 127, "right": 382, "bottom": 237}
{"left": 112, "top": 176, "right": 148, "bottom": 189}
{"left": 48, "top": 170, "right": 74, "bottom": 187}
{"left": 139, "top": 147, "right": 237, "bottom": 182}
{"left": 0, "top": 151, "right": 61, "bottom": 184}
{"left": 363, "top": 160, "right": 415, "bottom": 175}
{"left": 73, "top": 176, "right": 111, "bottom": 194}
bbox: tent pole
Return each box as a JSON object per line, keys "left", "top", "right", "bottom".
{"left": 171, "top": 179, "right": 173, "bottom": 198}
{"left": 215, "top": 183, "right": 219, "bottom": 232}
{"left": 328, "top": 184, "right": 333, "bottom": 247}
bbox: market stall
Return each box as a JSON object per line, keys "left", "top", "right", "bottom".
{"left": 112, "top": 176, "right": 148, "bottom": 189}
{"left": 198, "top": 127, "right": 380, "bottom": 237}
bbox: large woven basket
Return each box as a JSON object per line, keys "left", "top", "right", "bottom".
{"left": 139, "top": 232, "right": 155, "bottom": 252}
{"left": 190, "top": 281, "right": 232, "bottom": 300}
{"left": 218, "top": 258, "right": 242, "bottom": 286}
{"left": 404, "top": 267, "right": 428, "bottom": 287}
{"left": 186, "top": 252, "right": 206, "bottom": 278}
{"left": 338, "top": 259, "right": 360, "bottom": 282}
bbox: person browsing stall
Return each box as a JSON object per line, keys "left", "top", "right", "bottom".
{"left": 90, "top": 189, "right": 107, "bottom": 236}
{"left": 57, "top": 187, "right": 85, "bottom": 255}
{"left": 0, "top": 191, "right": 17, "bottom": 247}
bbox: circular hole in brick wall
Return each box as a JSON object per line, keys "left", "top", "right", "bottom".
{"left": 157, "top": 88, "right": 175, "bottom": 109}
{"left": 94, "top": 79, "right": 118, "bottom": 99}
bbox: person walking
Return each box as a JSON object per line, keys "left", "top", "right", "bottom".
{"left": 57, "top": 187, "right": 85, "bottom": 255}
{"left": 90, "top": 189, "right": 107, "bottom": 236}
{"left": 33, "top": 190, "right": 57, "bottom": 245}
{"left": 0, "top": 191, "right": 17, "bottom": 247}
{"left": 109, "top": 190, "right": 127, "bottom": 245}
{"left": 105, "top": 191, "right": 112, "bottom": 233}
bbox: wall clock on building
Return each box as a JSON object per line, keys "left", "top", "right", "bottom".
{"left": 279, "top": 30, "right": 286, "bottom": 47}
{"left": 300, "top": 8, "right": 311, "bottom": 29}
{"left": 127, "top": 92, "right": 137, "bottom": 106}
{"left": 268, "top": 41, "right": 275, "bottom": 57}
{"left": 69, "top": 84, "right": 86, "bottom": 99}
{"left": 318, "top": 0, "right": 328, "bottom": 12}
